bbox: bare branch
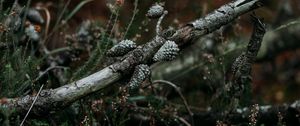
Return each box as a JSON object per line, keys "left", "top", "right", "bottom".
{"left": 212, "top": 14, "right": 266, "bottom": 112}
{"left": 0, "top": 0, "right": 262, "bottom": 115}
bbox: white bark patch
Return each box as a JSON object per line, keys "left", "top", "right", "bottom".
{"left": 53, "top": 67, "right": 121, "bottom": 102}
{"left": 190, "top": 0, "right": 259, "bottom": 33}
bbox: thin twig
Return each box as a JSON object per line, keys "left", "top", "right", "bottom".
{"left": 42, "top": 0, "right": 71, "bottom": 43}
{"left": 100, "top": 1, "right": 118, "bottom": 47}
{"left": 20, "top": 84, "right": 44, "bottom": 126}
{"left": 147, "top": 80, "right": 194, "bottom": 126}
{"left": 35, "top": 6, "right": 51, "bottom": 41}
{"left": 100, "top": 7, "right": 115, "bottom": 43}
{"left": 177, "top": 116, "right": 191, "bottom": 126}
{"left": 42, "top": 47, "right": 72, "bottom": 59}
{"left": 35, "top": 6, "right": 51, "bottom": 54}
{"left": 33, "top": 66, "right": 68, "bottom": 83}
{"left": 91, "top": 6, "right": 121, "bottom": 74}
{"left": 43, "top": 0, "right": 91, "bottom": 45}
{"left": 156, "top": 11, "right": 168, "bottom": 36}
{"left": 81, "top": 8, "right": 121, "bottom": 78}
{"left": 54, "top": 0, "right": 71, "bottom": 32}
{"left": 275, "top": 19, "right": 300, "bottom": 31}
{"left": 22, "top": 39, "right": 31, "bottom": 60}
{"left": 108, "top": 10, "right": 120, "bottom": 41}
{"left": 0, "top": 0, "right": 4, "bottom": 11}
{"left": 20, "top": 0, "right": 32, "bottom": 32}
{"left": 9, "top": 0, "right": 19, "bottom": 13}
{"left": 103, "top": 111, "right": 112, "bottom": 126}
{"left": 122, "top": 0, "right": 139, "bottom": 40}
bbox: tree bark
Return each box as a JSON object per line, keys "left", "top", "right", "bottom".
{"left": 0, "top": 0, "right": 262, "bottom": 115}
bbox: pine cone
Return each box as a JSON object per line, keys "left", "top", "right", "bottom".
{"left": 128, "top": 64, "right": 151, "bottom": 93}
{"left": 153, "top": 40, "right": 179, "bottom": 61}
{"left": 146, "top": 4, "right": 164, "bottom": 19}
{"left": 106, "top": 39, "right": 137, "bottom": 57}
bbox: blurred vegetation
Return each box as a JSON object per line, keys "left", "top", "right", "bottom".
{"left": 0, "top": 0, "right": 300, "bottom": 125}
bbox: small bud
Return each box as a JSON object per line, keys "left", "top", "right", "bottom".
{"left": 128, "top": 64, "right": 151, "bottom": 94}
{"left": 153, "top": 40, "right": 179, "bottom": 61}
{"left": 146, "top": 3, "right": 164, "bottom": 19}
{"left": 106, "top": 39, "right": 137, "bottom": 57}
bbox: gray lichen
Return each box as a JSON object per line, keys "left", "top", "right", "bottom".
{"left": 190, "top": 3, "right": 235, "bottom": 32}
{"left": 189, "top": 0, "right": 259, "bottom": 33}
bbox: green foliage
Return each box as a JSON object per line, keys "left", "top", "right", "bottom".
{"left": 0, "top": 49, "right": 40, "bottom": 97}
{"left": 28, "top": 119, "right": 49, "bottom": 126}
{"left": 72, "top": 34, "right": 113, "bottom": 80}
{"left": 0, "top": 106, "right": 19, "bottom": 126}
{"left": 0, "top": 27, "right": 41, "bottom": 97}
{"left": 64, "top": 0, "right": 94, "bottom": 23}
{"left": 0, "top": 4, "right": 41, "bottom": 96}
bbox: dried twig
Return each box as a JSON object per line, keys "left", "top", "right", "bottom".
{"left": 178, "top": 117, "right": 191, "bottom": 126}
{"left": 33, "top": 66, "right": 68, "bottom": 83}
{"left": 156, "top": 11, "right": 168, "bottom": 36}
{"left": 35, "top": 6, "right": 51, "bottom": 41}
{"left": 20, "top": 84, "right": 44, "bottom": 126}
{"left": 150, "top": 80, "right": 194, "bottom": 126}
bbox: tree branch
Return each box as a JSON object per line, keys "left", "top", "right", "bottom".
{"left": 124, "top": 99, "right": 299, "bottom": 125}
{"left": 211, "top": 14, "right": 266, "bottom": 112}
{"left": 193, "top": 100, "right": 300, "bottom": 125}
{"left": 0, "top": 0, "right": 262, "bottom": 115}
